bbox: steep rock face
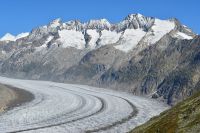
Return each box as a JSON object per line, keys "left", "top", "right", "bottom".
{"left": 155, "top": 37, "right": 200, "bottom": 105}
{"left": 0, "top": 14, "right": 198, "bottom": 105}
{"left": 115, "top": 14, "right": 155, "bottom": 32}
{"left": 98, "top": 36, "right": 200, "bottom": 105}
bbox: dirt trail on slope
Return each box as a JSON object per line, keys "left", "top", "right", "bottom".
{"left": 0, "top": 84, "right": 34, "bottom": 113}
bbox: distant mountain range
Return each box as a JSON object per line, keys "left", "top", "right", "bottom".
{"left": 0, "top": 14, "right": 199, "bottom": 105}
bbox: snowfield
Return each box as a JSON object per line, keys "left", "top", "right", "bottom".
{"left": 0, "top": 77, "right": 168, "bottom": 133}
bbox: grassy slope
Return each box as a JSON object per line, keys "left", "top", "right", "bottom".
{"left": 131, "top": 91, "right": 200, "bottom": 133}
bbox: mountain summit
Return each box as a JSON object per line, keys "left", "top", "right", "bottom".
{"left": 0, "top": 13, "right": 195, "bottom": 52}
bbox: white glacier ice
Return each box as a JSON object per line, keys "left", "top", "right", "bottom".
{"left": 0, "top": 76, "right": 168, "bottom": 133}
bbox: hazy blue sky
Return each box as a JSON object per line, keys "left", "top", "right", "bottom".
{"left": 0, "top": 0, "right": 199, "bottom": 37}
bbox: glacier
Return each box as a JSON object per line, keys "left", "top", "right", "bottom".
{"left": 0, "top": 76, "right": 168, "bottom": 133}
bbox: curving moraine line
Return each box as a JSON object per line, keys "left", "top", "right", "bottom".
{"left": 7, "top": 97, "right": 105, "bottom": 133}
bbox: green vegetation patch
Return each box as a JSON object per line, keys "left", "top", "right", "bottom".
{"left": 131, "top": 91, "right": 200, "bottom": 133}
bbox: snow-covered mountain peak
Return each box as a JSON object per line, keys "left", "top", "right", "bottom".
{"left": 99, "top": 18, "right": 110, "bottom": 24}
{"left": 0, "top": 32, "right": 29, "bottom": 42}
{"left": 30, "top": 14, "right": 195, "bottom": 52}
{"left": 49, "top": 18, "right": 62, "bottom": 28}
{"left": 115, "top": 13, "right": 155, "bottom": 32}
{"left": 86, "top": 19, "right": 111, "bottom": 30}
{"left": 125, "top": 13, "right": 145, "bottom": 20}
{"left": 15, "top": 32, "right": 30, "bottom": 40}
{"left": 65, "top": 20, "right": 81, "bottom": 25}
{"left": 0, "top": 33, "right": 16, "bottom": 41}
{"left": 1, "top": 14, "right": 196, "bottom": 53}
{"left": 63, "top": 20, "right": 83, "bottom": 31}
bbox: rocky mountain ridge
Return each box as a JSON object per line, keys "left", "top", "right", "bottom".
{"left": 1, "top": 14, "right": 195, "bottom": 51}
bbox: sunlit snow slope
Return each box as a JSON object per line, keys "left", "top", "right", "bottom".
{"left": 0, "top": 77, "right": 168, "bottom": 133}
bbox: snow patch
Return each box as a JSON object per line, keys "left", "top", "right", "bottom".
{"left": 114, "top": 29, "right": 146, "bottom": 52}
{"left": 86, "top": 30, "right": 99, "bottom": 49}
{"left": 58, "top": 30, "right": 85, "bottom": 49}
{"left": 98, "top": 30, "right": 121, "bottom": 46}
{"left": 15, "top": 32, "right": 29, "bottom": 40}
{"left": 174, "top": 32, "right": 193, "bottom": 40}
{"left": 144, "top": 19, "right": 175, "bottom": 45}
{"left": 35, "top": 36, "right": 54, "bottom": 52}
{"left": 1, "top": 50, "right": 6, "bottom": 55}
{"left": 87, "top": 19, "right": 111, "bottom": 29}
